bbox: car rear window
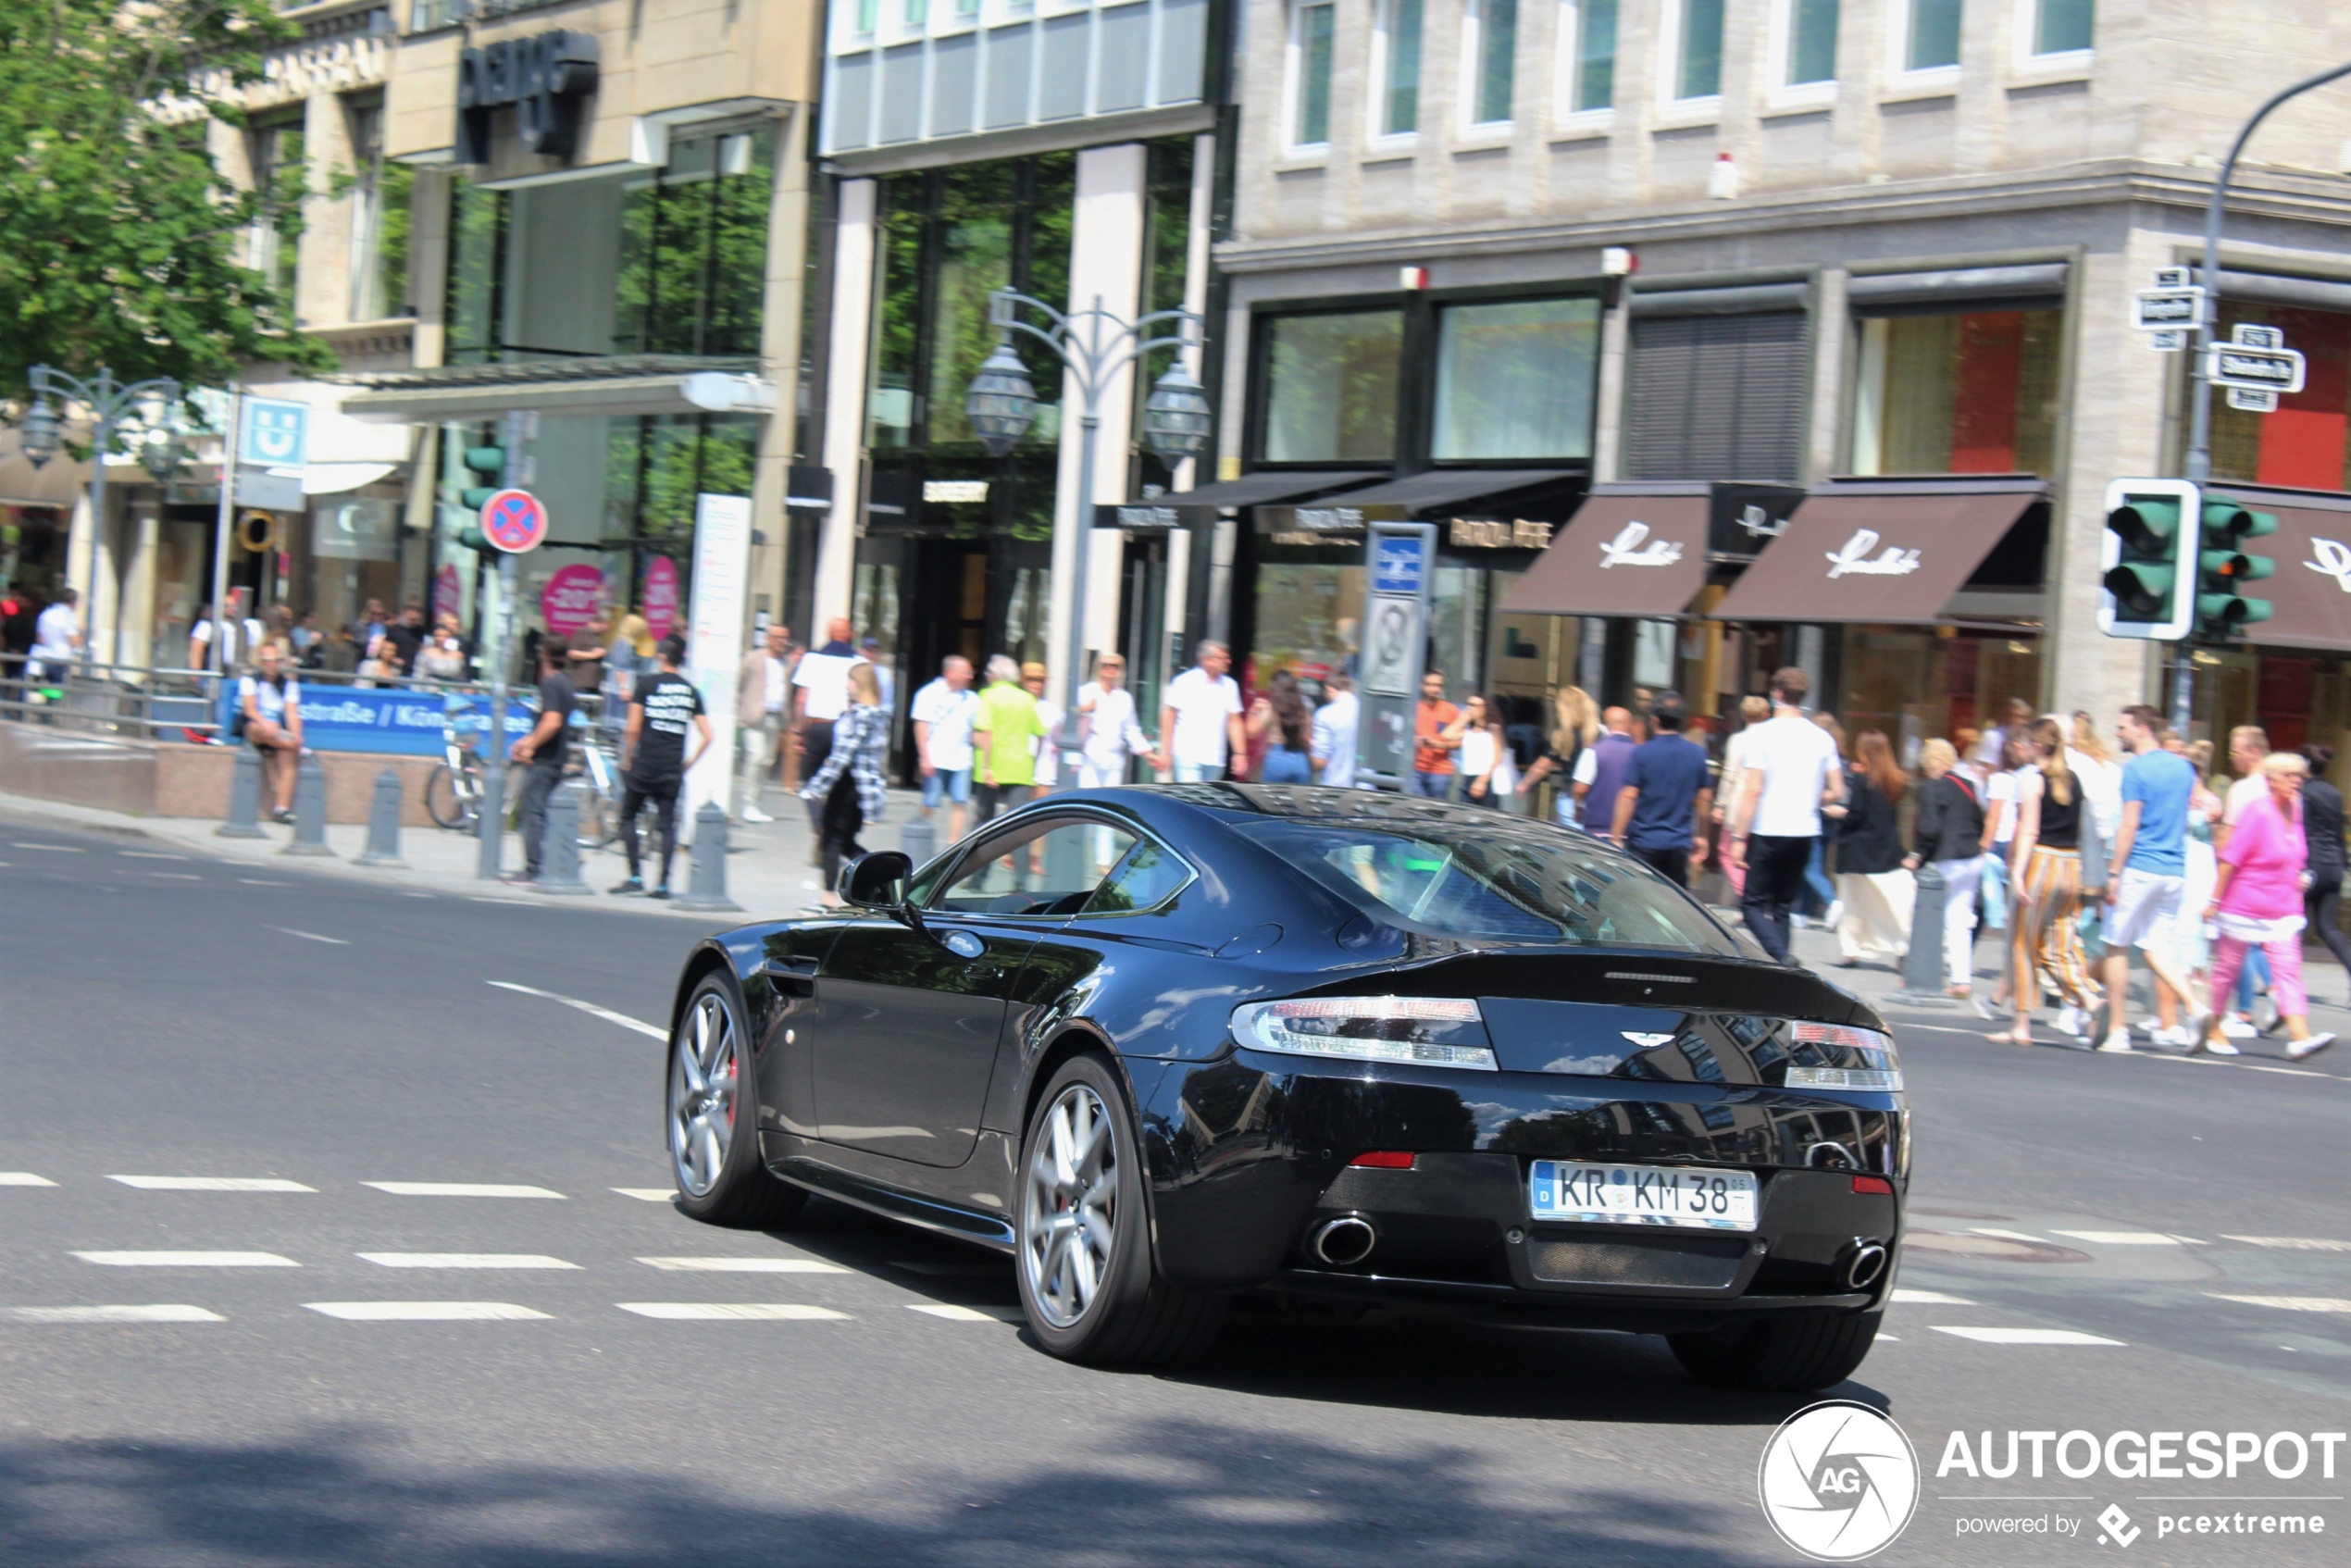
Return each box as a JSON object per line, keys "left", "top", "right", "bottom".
{"left": 1238, "top": 819, "right": 1742, "bottom": 954}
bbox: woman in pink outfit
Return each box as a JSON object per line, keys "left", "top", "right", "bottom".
{"left": 2202, "top": 751, "right": 2336, "bottom": 1060}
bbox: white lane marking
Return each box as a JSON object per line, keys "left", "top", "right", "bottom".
{"left": 11, "top": 842, "right": 84, "bottom": 852}
{"left": 305, "top": 1301, "right": 551, "bottom": 1321}
{"left": 239, "top": 878, "right": 292, "bottom": 887}
{"left": 119, "top": 852, "right": 190, "bottom": 861}
{"left": 357, "top": 1253, "right": 579, "bottom": 1270}
{"left": 270, "top": 927, "right": 349, "bottom": 945}
{"left": 906, "top": 1303, "right": 1023, "bottom": 1323}
{"left": 469, "top": 897, "right": 537, "bottom": 906}
{"left": 487, "top": 980, "right": 666, "bottom": 1039}
{"left": 400, "top": 892, "right": 436, "bottom": 899}
{"left": 72, "top": 1251, "right": 297, "bottom": 1268}
{"left": 2207, "top": 1294, "right": 2351, "bottom": 1314}
{"left": 6, "top": 1305, "right": 224, "bottom": 1324}
{"left": 1888, "top": 1022, "right": 1986, "bottom": 1036}
{"left": 148, "top": 873, "right": 202, "bottom": 881}
{"left": 612, "top": 1188, "right": 676, "bottom": 1202}
{"left": 0, "top": 1172, "right": 58, "bottom": 1188}
{"left": 2223, "top": 1235, "right": 2351, "bottom": 1253}
{"left": 1878, "top": 1335, "right": 1900, "bottom": 1341}
{"left": 1932, "top": 1326, "right": 2126, "bottom": 1346}
{"left": 636, "top": 1257, "right": 850, "bottom": 1274}
{"left": 616, "top": 1302, "right": 851, "bottom": 1321}
{"left": 1969, "top": 1227, "right": 2047, "bottom": 1243}
{"left": 2052, "top": 1230, "right": 2206, "bottom": 1246}
{"left": 362, "top": 1182, "right": 566, "bottom": 1200}
{"left": 106, "top": 1176, "right": 316, "bottom": 1193}
{"left": 1889, "top": 1288, "right": 1975, "bottom": 1305}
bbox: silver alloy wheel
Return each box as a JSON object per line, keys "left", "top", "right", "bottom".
{"left": 669, "top": 991, "right": 738, "bottom": 1197}
{"left": 1021, "top": 1082, "right": 1118, "bottom": 1328}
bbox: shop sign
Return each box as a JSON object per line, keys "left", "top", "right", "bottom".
{"left": 2307, "top": 537, "right": 2351, "bottom": 592}
{"left": 643, "top": 555, "right": 680, "bottom": 641}
{"left": 924, "top": 479, "right": 989, "bottom": 504}
{"left": 455, "top": 30, "right": 599, "bottom": 164}
{"left": 1596, "top": 520, "right": 1685, "bottom": 568}
{"left": 1447, "top": 517, "right": 1555, "bottom": 549}
{"left": 312, "top": 497, "right": 400, "bottom": 562}
{"left": 1095, "top": 504, "right": 1188, "bottom": 530}
{"left": 540, "top": 564, "right": 604, "bottom": 636}
{"left": 1824, "top": 529, "right": 1923, "bottom": 579}
{"left": 1256, "top": 503, "right": 1408, "bottom": 546}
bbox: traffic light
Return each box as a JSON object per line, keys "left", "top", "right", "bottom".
{"left": 2196, "top": 494, "right": 2277, "bottom": 638}
{"left": 2099, "top": 479, "right": 2196, "bottom": 641}
{"left": 453, "top": 436, "right": 506, "bottom": 553}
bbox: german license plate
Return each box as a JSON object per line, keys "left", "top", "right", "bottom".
{"left": 1528, "top": 1161, "right": 1759, "bottom": 1231}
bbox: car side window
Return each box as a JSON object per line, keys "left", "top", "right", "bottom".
{"left": 1079, "top": 836, "right": 1195, "bottom": 915}
{"left": 931, "top": 817, "right": 1137, "bottom": 918}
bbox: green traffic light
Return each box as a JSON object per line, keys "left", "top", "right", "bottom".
{"left": 2103, "top": 564, "right": 2175, "bottom": 617}
{"left": 463, "top": 444, "right": 505, "bottom": 476}
{"left": 2107, "top": 502, "right": 2180, "bottom": 554}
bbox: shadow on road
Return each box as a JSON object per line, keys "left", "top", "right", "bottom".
{"left": 0, "top": 1415, "right": 1768, "bottom": 1567}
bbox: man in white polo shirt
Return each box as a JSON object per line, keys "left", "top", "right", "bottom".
{"left": 1158, "top": 640, "right": 1245, "bottom": 783}
{"left": 791, "top": 617, "right": 865, "bottom": 846}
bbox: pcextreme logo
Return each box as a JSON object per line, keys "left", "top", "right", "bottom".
{"left": 1759, "top": 1400, "right": 1922, "bottom": 1561}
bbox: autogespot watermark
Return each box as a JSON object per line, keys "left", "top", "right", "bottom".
{"left": 1757, "top": 1419, "right": 2345, "bottom": 1557}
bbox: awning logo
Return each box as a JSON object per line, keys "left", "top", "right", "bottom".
{"left": 1598, "top": 520, "right": 1684, "bottom": 568}
{"left": 2306, "top": 537, "right": 2351, "bottom": 591}
{"left": 1759, "top": 1400, "right": 1920, "bottom": 1561}
{"left": 1824, "top": 529, "right": 1922, "bottom": 579}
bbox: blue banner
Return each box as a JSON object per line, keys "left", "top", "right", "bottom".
{"left": 210, "top": 685, "right": 532, "bottom": 756}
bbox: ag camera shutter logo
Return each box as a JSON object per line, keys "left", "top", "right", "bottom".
{"left": 1759, "top": 1400, "right": 1920, "bottom": 1561}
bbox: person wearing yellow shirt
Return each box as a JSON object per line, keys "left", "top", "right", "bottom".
{"left": 971, "top": 653, "right": 1049, "bottom": 825}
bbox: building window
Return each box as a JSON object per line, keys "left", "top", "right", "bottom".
{"left": 1785, "top": 0, "right": 1837, "bottom": 85}
{"left": 1464, "top": 0, "right": 1519, "bottom": 126}
{"left": 2208, "top": 301, "right": 2351, "bottom": 492}
{"left": 1675, "top": 0, "right": 1725, "bottom": 101}
{"left": 346, "top": 99, "right": 414, "bottom": 322}
{"left": 905, "top": 0, "right": 927, "bottom": 23}
{"left": 856, "top": 0, "right": 878, "bottom": 31}
{"left": 616, "top": 129, "right": 777, "bottom": 358}
{"left": 1624, "top": 310, "right": 1808, "bottom": 481}
{"left": 2032, "top": 0, "right": 2092, "bottom": 56}
{"left": 1375, "top": 0, "right": 1424, "bottom": 136}
{"left": 1290, "top": 0, "right": 1337, "bottom": 148}
{"left": 1432, "top": 296, "right": 1601, "bottom": 459}
{"left": 1851, "top": 310, "right": 2062, "bottom": 478}
{"left": 1260, "top": 310, "right": 1404, "bottom": 462}
{"left": 1901, "top": 0, "right": 1962, "bottom": 73}
{"left": 1563, "top": 0, "right": 1618, "bottom": 114}
{"left": 248, "top": 118, "right": 305, "bottom": 301}
{"left": 442, "top": 180, "right": 507, "bottom": 364}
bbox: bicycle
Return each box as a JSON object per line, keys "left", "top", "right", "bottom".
{"left": 565, "top": 703, "right": 624, "bottom": 850}
{"left": 424, "top": 690, "right": 521, "bottom": 831}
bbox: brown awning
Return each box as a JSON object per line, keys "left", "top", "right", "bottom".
{"left": 1499, "top": 488, "right": 1712, "bottom": 616}
{"left": 1710, "top": 478, "right": 2045, "bottom": 625}
{"left": 2212, "top": 485, "right": 2351, "bottom": 653}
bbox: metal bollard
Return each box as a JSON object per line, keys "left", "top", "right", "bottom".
{"left": 354, "top": 767, "right": 408, "bottom": 869}
{"left": 218, "top": 746, "right": 267, "bottom": 839}
{"left": 537, "top": 781, "right": 591, "bottom": 894}
{"left": 280, "top": 756, "right": 335, "bottom": 856}
{"left": 676, "top": 801, "right": 742, "bottom": 913}
{"left": 1887, "top": 862, "right": 1959, "bottom": 1008}
{"left": 900, "top": 815, "right": 936, "bottom": 868}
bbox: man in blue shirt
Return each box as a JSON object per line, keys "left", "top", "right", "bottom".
{"left": 1609, "top": 691, "right": 1713, "bottom": 886}
{"left": 2099, "top": 703, "right": 2208, "bottom": 1052}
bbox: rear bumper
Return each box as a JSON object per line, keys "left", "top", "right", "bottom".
{"left": 1138, "top": 1051, "right": 1904, "bottom": 1320}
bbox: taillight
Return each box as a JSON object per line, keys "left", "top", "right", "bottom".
{"left": 1349, "top": 1151, "right": 1415, "bottom": 1169}
{"left": 1785, "top": 1021, "right": 1904, "bottom": 1091}
{"left": 1230, "top": 996, "right": 1496, "bottom": 1070}
{"left": 1851, "top": 1175, "right": 1894, "bottom": 1196}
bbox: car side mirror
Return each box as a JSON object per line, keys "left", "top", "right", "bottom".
{"left": 840, "top": 850, "right": 914, "bottom": 911}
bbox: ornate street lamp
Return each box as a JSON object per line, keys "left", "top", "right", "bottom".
{"left": 21, "top": 364, "right": 186, "bottom": 672}
{"left": 964, "top": 291, "right": 1203, "bottom": 738}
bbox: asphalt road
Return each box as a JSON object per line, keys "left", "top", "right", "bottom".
{"left": 2, "top": 810, "right": 2345, "bottom": 1566}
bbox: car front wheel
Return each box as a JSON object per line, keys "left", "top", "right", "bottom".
{"left": 666, "top": 974, "right": 806, "bottom": 1229}
{"left": 1016, "top": 1054, "right": 1224, "bottom": 1366}
{"left": 1668, "top": 1308, "right": 1882, "bottom": 1392}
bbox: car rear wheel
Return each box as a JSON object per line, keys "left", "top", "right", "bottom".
{"left": 666, "top": 975, "right": 806, "bottom": 1229}
{"left": 1668, "top": 1309, "right": 1882, "bottom": 1392}
{"left": 1017, "top": 1054, "right": 1224, "bottom": 1366}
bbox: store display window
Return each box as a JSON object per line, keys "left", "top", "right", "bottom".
{"left": 1851, "top": 308, "right": 2061, "bottom": 477}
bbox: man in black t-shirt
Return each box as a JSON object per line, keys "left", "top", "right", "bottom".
{"left": 504, "top": 634, "right": 576, "bottom": 885}
{"left": 613, "top": 633, "right": 711, "bottom": 898}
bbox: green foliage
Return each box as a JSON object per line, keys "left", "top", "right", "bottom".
{"left": 0, "top": 0, "right": 335, "bottom": 397}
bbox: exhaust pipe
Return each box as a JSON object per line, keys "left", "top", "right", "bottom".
{"left": 1310, "top": 1215, "right": 1377, "bottom": 1267}
{"left": 1842, "top": 1239, "right": 1889, "bottom": 1291}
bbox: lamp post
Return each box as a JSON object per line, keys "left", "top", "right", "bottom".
{"left": 20, "top": 364, "right": 185, "bottom": 672}
{"left": 964, "top": 290, "right": 1210, "bottom": 741}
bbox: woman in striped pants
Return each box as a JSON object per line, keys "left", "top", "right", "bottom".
{"left": 1990, "top": 718, "right": 2102, "bottom": 1045}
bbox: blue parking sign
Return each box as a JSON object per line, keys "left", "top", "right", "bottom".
{"left": 1374, "top": 534, "right": 1425, "bottom": 596}
{"left": 240, "top": 398, "right": 309, "bottom": 468}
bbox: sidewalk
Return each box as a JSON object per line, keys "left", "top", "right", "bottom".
{"left": 0, "top": 775, "right": 936, "bottom": 922}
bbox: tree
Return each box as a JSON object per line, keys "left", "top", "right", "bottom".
{"left": 0, "top": 0, "right": 335, "bottom": 398}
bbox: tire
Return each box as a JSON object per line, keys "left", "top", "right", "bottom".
{"left": 1668, "top": 1309, "right": 1882, "bottom": 1392}
{"left": 424, "top": 763, "right": 473, "bottom": 830}
{"left": 665, "top": 973, "right": 807, "bottom": 1229}
{"left": 1016, "top": 1053, "right": 1225, "bottom": 1366}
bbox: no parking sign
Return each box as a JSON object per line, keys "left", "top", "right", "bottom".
{"left": 479, "top": 489, "right": 549, "bottom": 554}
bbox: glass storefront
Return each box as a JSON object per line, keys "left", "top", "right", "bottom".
{"left": 1852, "top": 307, "right": 2061, "bottom": 477}
{"left": 1836, "top": 625, "right": 2042, "bottom": 761}
{"left": 1259, "top": 310, "right": 1404, "bottom": 462}
{"left": 1431, "top": 298, "right": 1599, "bottom": 460}
{"left": 2208, "top": 300, "right": 2351, "bottom": 491}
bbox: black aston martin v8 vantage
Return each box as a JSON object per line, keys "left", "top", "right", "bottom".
{"left": 663, "top": 784, "right": 1908, "bottom": 1390}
